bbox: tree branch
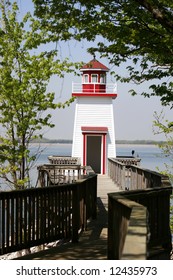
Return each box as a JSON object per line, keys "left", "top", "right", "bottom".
{"left": 136, "top": 0, "right": 173, "bottom": 33}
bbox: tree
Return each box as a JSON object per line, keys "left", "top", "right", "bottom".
{"left": 153, "top": 111, "right": 173, "bottom": 181}
{"left": 153, "top": 111, "right": 173, "bottom": 233}
{"left": 0, "top": 1, "right": 76, "bottom": 189}
{"left": 33, "top": 0, "right": 173, "bottom": 107}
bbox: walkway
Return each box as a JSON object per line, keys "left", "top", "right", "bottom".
{"left": 15, "top": 175, "right": 120, "bottom": 260}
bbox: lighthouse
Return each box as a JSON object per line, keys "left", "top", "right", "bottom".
{"left": 71, "top": 57, "right": 117, "bottom": 174}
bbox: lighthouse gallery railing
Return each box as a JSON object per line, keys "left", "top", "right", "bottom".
{"left": 72, "top": 82, "right": 117, "bottom": 93}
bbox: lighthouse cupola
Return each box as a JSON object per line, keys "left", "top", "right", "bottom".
{"left": 81, "top": 56, "right": 108, "bottom": 94}
{"left": 72, "top": 56, "right": 117, "bottom": 98}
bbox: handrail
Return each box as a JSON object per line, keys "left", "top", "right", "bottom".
{"left": 37, "top": 164, "right": 94, "bottom": 187}
{"left": 121, "top": 205, "right": 147, "bottom": 260}
{"left": 108, "top": 186, "right": 172, "bottom": 260}
{"left": 72, "top": 82, "right": 117, "bottom": 93}
{"left": 0, "top": 174, "right": 97, "bottom": 256}
{"left": 108, "top": 157, "right": 168, "bottom": 190}
{"left": 107, "top": 157, "right": 172, "bottom": 260}
{"left": 48, "top": 156, "right": 80, "bottom": 165}
{"left": 108, "top": 193, "right": 147, "bottom": 259}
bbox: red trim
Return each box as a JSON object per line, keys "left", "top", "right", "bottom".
{"left": 102, "top": 134, "right": 106, "bottom": 174}
{"left": 82, "top": 128, "right": 107, "bottom": 174}
{"left": 72, "top": 93, "right": 117, "bottom": 99}
{"left": 81, "top": 126, "right": 108, "bottom": 133}
{"left": 81, "top": 69, "right": 108, "bottom": 72}
{"left": 83, "top": 134, "right": 86, "bottom": 166}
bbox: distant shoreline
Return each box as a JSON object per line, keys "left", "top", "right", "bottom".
{"left": 116, "top": 140, "right": 164, "bottom": 145}
{"left": 31, "top": 138, "right": 164, "bottom": 145}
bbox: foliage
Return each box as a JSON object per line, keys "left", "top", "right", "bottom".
{"left": 153, "top": 111, "right": 173, "bottom": 235}
{"left": 153, "top": 111, "right": 173, "bottom": 184}
{"left": 33, "top": 0, "right": 173, "bottom": 107}
{"left": 0, "top": 1, "right": 77, "bottom": 189}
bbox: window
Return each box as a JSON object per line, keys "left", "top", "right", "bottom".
{"left": 83, "top": 74, "right": 89, "bottom": 83}
{"left": 91, "top": 74, "right": 98, "bottom": 83}
{"left": 100, "top": 74, "right": 106, "bottom": 84}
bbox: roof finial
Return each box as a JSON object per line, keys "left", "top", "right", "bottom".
{"left": 93, "top": 54, "right": 96, "bottom": 60}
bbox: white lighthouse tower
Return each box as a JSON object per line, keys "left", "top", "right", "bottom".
{"left": 72, "top": 57, "right": 117, "bottom": 174}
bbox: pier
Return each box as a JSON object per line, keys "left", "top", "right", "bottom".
{"left": 0, "top": 157, "right": 172, "bottom": 260}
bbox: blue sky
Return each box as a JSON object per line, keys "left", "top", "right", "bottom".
{"left": 11, "top": 1, "right": 173, "bottom": 141}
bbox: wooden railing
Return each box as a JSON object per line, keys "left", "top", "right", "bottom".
{"left": 0, "top": 174, "right": 97, "bottom": 256}
{"left": 48, "top": 156, "right": 80, "bottom": 165}
{"left": 37, "top": 164, "right": 94, "bottom": 187}
{"left": 108, "top": 186, "right": 172, "bottom": 260}
{"left": 108, "top": 157, "right": 169, "bottom": 190}
{"left": 116, "top": 156, "right": 141, "bottom": 166}
{"left": 108, "top": 193, "right": 147, "bottom": 260}
{"left": 107, "top": 157, "right": 172, "bottom": 260}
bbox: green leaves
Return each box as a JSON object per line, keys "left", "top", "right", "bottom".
{"left": 33, "top": 0, "right": 173, "bottom": 106}
{"left": 153, "top": 110, "right": 173, "bottom": 190}
{"left": 0, "top": 2, "right": 77, "bottom": 189}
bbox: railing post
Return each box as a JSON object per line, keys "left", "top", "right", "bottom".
{"left": 72, "top": 184, "right": 80, "bottom": 243}
{"left": 121, "top": 165, "right": 126, "bottom": 190}
{"left": 108, "top": 195, "right": 116, "bottom": 259}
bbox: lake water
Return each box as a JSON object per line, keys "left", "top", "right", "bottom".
{"left": 34, "top": 142, "right": 172, "bottom": 171}
{"left": 116, "top": 143, "right": 172, "bottom": 171}
{"left": 0, "top": 143, "right": 172, "bottom": 190}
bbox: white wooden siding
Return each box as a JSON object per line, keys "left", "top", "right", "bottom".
{"left": 72, "top": 96, "right": 116, "bottom": 169}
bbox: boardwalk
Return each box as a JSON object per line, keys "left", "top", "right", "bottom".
{"left": 15, "top": 175, "right": 120, "bottom": 260}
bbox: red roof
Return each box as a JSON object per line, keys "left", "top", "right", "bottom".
{"left": 81, "top": 59, "right": 109, "bottom": 71}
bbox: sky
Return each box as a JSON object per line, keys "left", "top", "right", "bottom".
{"left": 43, "top": 41, "right": 173, "bottom": 142}
{"left": 7, "top": 1, "right": 173, "bottom": 141}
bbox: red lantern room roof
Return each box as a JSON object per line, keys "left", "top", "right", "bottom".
{"left": 80, "top": 58, "right": 109, "bottom": 72}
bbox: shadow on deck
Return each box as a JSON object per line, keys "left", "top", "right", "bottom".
{"left": 15, "top": 175, "right": 117, "bottom": 260}
{"left": 15, "top": 197, "right": 108, "bottom": 260}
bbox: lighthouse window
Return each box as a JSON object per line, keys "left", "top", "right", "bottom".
{"left": 100, "top": 74, "right": 106, "bottom": 84}
{"left": 83, "top": 74, "right": 89, "bottom": 83}
{"left": 91, "top": 74, "right": 98, "bottom": 83}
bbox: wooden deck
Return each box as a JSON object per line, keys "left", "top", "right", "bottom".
{"left": 15, "top": 175, "right": 120, "bottom": 260}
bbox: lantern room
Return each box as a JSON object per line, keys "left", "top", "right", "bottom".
{"left": 72, "top": 56, "right": 117, "bottom": 98}
{"left": 81, "top": 57, "right": 108, "bottom": 93}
